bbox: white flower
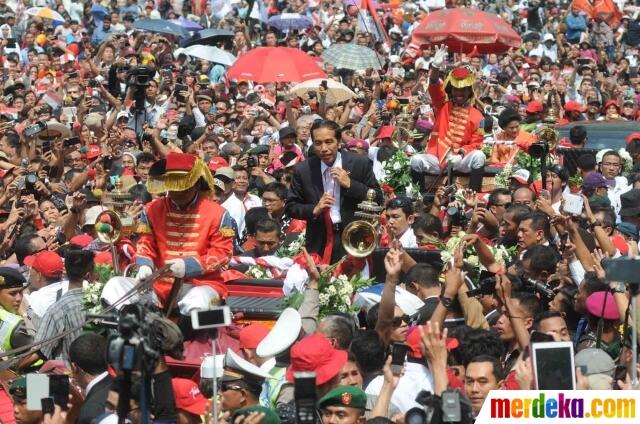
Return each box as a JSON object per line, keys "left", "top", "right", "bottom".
{"left": 326, "top": 285, "right": 337, "bottom": 296}
{"left": 319, "top": 293, "right": 330, "bottom": 306}
{"left": 343, "top": 295, "right": 351, "bottom": 306}
{"left": 392, "top": 161, "right": 402, "bottom": 170}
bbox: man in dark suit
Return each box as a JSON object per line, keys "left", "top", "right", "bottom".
{"left": 69, "top": 333, "right": 113, "bottom": 424}
{"left": 286, "top": 120, "right": 380, "bottom": 263}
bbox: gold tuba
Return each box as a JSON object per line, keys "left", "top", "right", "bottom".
{"left": 341, "top": 189, "right": 383, "bottom": 258}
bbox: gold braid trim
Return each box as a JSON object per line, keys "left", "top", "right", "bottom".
{"left": 146, "top": 157, "right": 215, "bottom": 194}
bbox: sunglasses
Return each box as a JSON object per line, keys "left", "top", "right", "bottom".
{"left": 392, "top": 315, "right": 410, "bottom": 327}
{"left": 219, "top": 383, "right": 244, "bottom": 393}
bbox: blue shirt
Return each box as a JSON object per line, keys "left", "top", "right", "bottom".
{"left": 91, "top": 25, "right": 115, "bottom": 46}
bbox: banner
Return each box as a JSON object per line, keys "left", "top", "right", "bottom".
{"left": 476, "top": 390, "right": 638, "bottom": 424}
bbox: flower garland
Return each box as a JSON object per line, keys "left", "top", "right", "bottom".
{"left": 246, "top": 231, "right": 306, "bottom": 279}
{"left": 494, "top": 163, "right": 514, "bottom": 189}
{"left": 82, "top": 264, "right": 116, "bottom": 314}
{"left": 381, "top": 150, "right": 419, "bottom": 197}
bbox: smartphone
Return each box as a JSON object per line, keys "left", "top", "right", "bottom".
{"left": 562, "top": 192, "right": 584, "bottom": 215}
{"left": 320, "top": 80, "right": 328, "bottom": 90}
{"left": 48, "top": 375, "right": 69, "bottom": 409}
{"left": 190, "top": 306, "right": 232, "bottom": 330}
{"left": 391, "top": 343, "right": 408, "bottom": 375}
{"left": 6, "top": 38, "right": 16, "bottom": 48}
{"left": 41, "top": 398, "right": 54, "bottom": 416}
{"left": 41, "top": 140, "right": 51, "bottom": 153}
{"left": 174, "top": 83, "right": 187, "bottom": 103}
{"left": 603, "top": 258, "right": 640, "bottom": 284}
{"left": 63, "top": 137, "right": 80, "bottom": 149}
{"left": 26, "top": 374, "right": 49, "bottom": 411}
{"left": 531, "top": 341, "right": 576, "bottom": 390}
{"left": 294, "top": 371, "right": 317, "bottom": 424}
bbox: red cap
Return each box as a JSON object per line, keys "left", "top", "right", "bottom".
{"left": 70, "top": 234, "right": 93, "bottom": 248}
{"left": 376, "top": 125, "right": 396, "bottom": 140}
{"left": 526, "top": 101, "right": 544, "bottom": 114}
{"left": 83, "top": 144, "right": 101, "bottom": 159}
{"left": 166, "top": 152, "right": 197, "bottom": 174}
{"left": 286, "top": 333, "right": 348, "bottom": 385}
{"left": 586, "top": 291, "right": 619, "bottom": 320}
{"left": 564, "top": 101, "right": 585, "bottom": 113}
{"left": 24, "top": 251, "right": 64, "bottom": 278}
{"left": 207, "top": 156, "right": 229, "bottom": 172}
{"left": 239, "top": 323, "right": 270, "bottom": 350}
{"left": 626, "top": 132, "right": 640, "bottom": 145}
{"left": 604, "top": 99, "right": 619, "bottom": 111}
{"left": 171, "top": 378, "right": 208, "bottom": 416}
{"left": 451, "top": 67, "right": 471, "bottom": 80}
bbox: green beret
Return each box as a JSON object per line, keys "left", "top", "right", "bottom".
{"left": 231, "top": 405, "right": 280, "bottom": 424}
{"left": 9, "top": 376, "right": 26, "bottom": 398}
{"left": 318, "top": 385, "right": 367, "bottom": 410}
{"left": 0, "top": 267, "right": 27, "bottom": 289}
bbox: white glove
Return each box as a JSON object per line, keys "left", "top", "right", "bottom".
{"left": 166, "top": 259, "right": 186, "bottom": 278}
{"left": 136, "top": 265, "right": 153, "bottom": 283}
{"left": 448, "top": 154, "right": 463, "bottom": 165}
{"left": 431, "top": 44, "right": 449, "bottom": 70}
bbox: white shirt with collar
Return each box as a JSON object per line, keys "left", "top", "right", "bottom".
{"left": 320, "top": 152, "right": 343, "bottom": 224}
{"left": 85, "top": 371, "right": 109, "bottom": 396}
{"left": 399, "top": 228, "right": 418, "bottom": 248}
{"left": 222, "top": 194, "right": 246, "bottom": 235}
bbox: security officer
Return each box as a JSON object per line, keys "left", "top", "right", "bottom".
{"left": 0, "top": 267, "right": 32, "bottom": 354}
{"left": 318, "top": 386, "right": 367, "bottom": 424}
{"left": 9, "top": 376, "right": 44, "bottom": 424}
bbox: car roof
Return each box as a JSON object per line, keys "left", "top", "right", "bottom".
{"left": 557, "top": 120, "right": 639, "bottom": 151}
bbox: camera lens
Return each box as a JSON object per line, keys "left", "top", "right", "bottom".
{"left": 446, "top": 206, "right": 459, "bottom": 217}
{"left": 26, "top": 174, "right": 38, "bottom": 185}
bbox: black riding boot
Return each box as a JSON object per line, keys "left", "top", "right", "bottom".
{"left": 469, "top": 167, "right": 484, "bottom": 192}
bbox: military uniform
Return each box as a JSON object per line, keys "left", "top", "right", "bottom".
{"left": 136, "top": 153, "right": 234, "bottom": 303}
{"left": 0, "top": 268, "right": 32, "bottom": 356}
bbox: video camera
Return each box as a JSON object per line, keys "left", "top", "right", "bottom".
{"left": 405, "top": 390, "right": 474, "bottom": 424}
{"left": 528, "top": 141, "right": 549, "bottom": 159}
{"left": 467, "top": 273, "right": 556, "bottom": 301}
{"left": 127, "top": 66, "right": 155, "bottom": 111}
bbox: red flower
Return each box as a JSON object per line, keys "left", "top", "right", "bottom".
{"left": 381, "top": 183, "right": 395, "bottom": 194}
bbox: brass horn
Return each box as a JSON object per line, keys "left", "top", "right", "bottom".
{"left": 95, "top": 210, "right": 123, "bottom": 271}
{"left": 341, "top": 189, "right": 383, "bottom": 258}
{"left": 391, "top": 101, "right": 412, "bottom": 150}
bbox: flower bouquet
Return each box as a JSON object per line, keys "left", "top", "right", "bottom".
{"left": 82, "top": 263, "right": 117, "bottom": 314}
{"left": 381, "top": 150, "right": 419, "bottom": 198}
{"left": 283, "top": 254, "right": 374, "bottom": 319}
{"left": 440, "top": 232, "right": 516, "bottom": 281}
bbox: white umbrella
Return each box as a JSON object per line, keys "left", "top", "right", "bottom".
{"left": 183, "top": 45, "right": 236, "bottom": 66}
{"left": 26, "top": 6, "right": 65, "bottom": 22}
{"left": 290, "top": 78, "right": 356, "bottom": 105}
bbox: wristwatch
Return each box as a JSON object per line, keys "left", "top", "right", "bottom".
{"left": 612, "top": 282, "right": 626, "bottom": 294}
{"left": 439, "top": 295, "right": 454, "bottom": 310}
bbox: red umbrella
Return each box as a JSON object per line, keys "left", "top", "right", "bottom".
{"left": 226, "top": 47, "right": 326, "bottom": 83}
{"left": 412, "top": 8, "right": 521, "bottom": 54}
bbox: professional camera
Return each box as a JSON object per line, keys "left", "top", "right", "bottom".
{"left": 127, "top": 65, "right": 155, "bottom": 86}
{"left": 528, "top": 141, "right": 549, "bottom": 159}
{"left": 405, "top": 390, "right": 474, "bottom": 424}
{"left": 246, "top": 156, "right": 258, "bottom": 168}
{"left": 446, "top": 206, "right": 467, "bottom": 228}
{"left": 467, "top": 273, "right": 555, "bottom": 301}
{"left": 101, "top": 303, "right": 184, "bottom": 373}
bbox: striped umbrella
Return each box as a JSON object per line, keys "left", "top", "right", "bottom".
{"left": 321, "top": 43, "right": 384, "bottom": 71}
{"left": 26, "top": 7, "right": 65, "bottom": 22}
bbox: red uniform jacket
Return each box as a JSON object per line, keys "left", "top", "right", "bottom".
{"left": 427, "top": 81, "right": 485, "bottom": 166}
{"left": 136, "top": 195, "right": 234, "bottom": 301}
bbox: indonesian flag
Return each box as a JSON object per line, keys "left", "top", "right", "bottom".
{"left": 230, "top": 256, "right": 294, "bottom": 279}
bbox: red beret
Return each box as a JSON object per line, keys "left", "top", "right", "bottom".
{"left": 239, "top": 323, "right": 270, "bottom": 350}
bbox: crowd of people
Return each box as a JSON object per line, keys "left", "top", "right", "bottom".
{"left": 1, "top": 0, "right": 640, "bottom": 423}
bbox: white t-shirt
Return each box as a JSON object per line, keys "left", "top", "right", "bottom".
{"left": 26, "top": 280, "right": 69, "bottom": 323}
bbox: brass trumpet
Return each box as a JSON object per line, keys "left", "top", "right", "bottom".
{"left": 95, "top": 210, "right": 123, "bottom": 272}
{"left": 341, "top": 189, "right": 383, "bottom": 258}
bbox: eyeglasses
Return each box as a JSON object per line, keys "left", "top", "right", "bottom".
{"left": 392, "top": 315, "right": 410, "bottom": 327}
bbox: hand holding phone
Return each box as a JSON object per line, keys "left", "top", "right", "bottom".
{"left": 390, "top": 343, "right": 408, "bottom": 376}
